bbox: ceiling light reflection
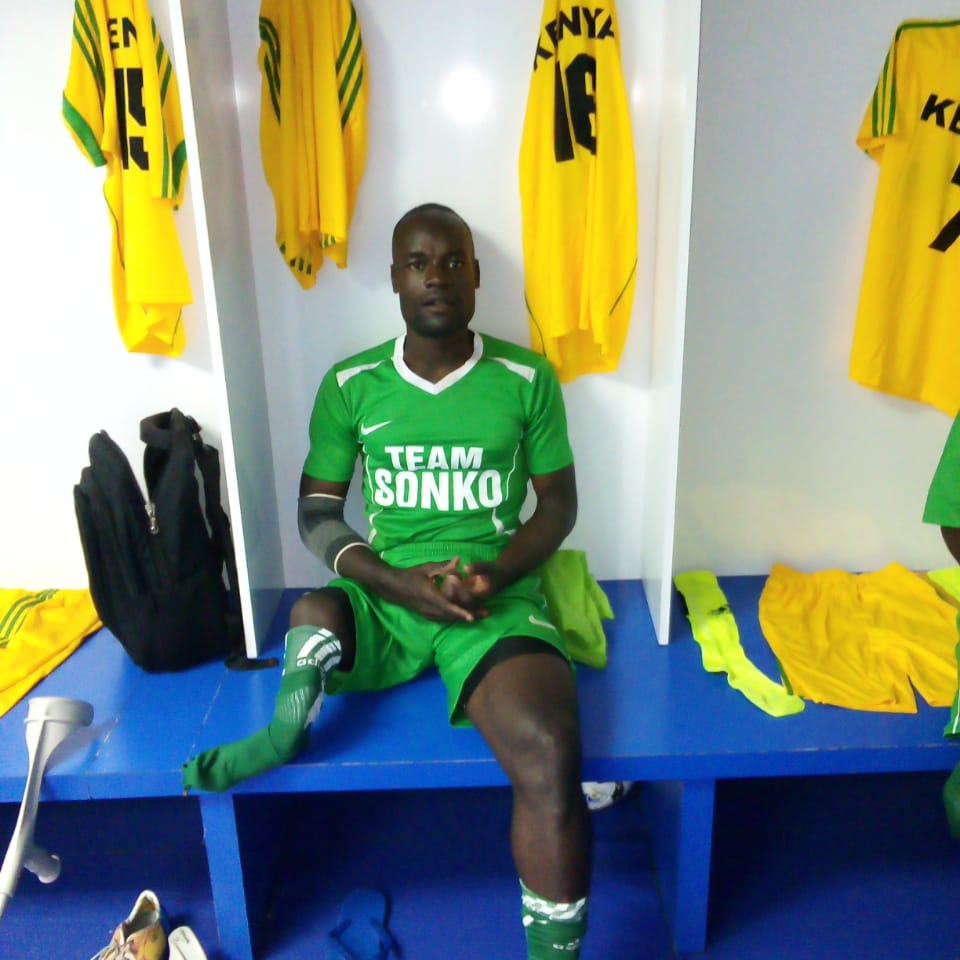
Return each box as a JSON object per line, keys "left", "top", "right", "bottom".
{"left": 439, "top": 65, "right": 495, "bottom": 127}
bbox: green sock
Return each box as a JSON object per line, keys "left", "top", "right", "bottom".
{"left": 182, "top": 626, "right": 341, "bottom": 792}
{"left": 520, "top": 880, "right": 588, "bottom": 960}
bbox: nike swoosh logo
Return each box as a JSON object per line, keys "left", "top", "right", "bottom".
{"left": 359, "top": 420, "right": 392, "bottom": 437}
{"left": 528, "top": 615, "right": 558, "bottom": 632}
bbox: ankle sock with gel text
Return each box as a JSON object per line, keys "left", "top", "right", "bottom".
{"left": 520, "top": 879, "right": 588, "bottom": 960}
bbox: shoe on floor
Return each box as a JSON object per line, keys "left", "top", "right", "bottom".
{"left": 89, "top": 889, "right": 169, "bottom": 960}
{"left": 168, "top": 925, "right": 209, "bottom": 960}
{"left": 582, "top": 780, "right": 633, "bottom": 811}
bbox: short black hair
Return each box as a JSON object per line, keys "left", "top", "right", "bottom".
{"left": 392, "top": 203, "right": 472, "bottom": 247}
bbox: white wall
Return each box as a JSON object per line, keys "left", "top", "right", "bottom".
{"left": 18, "top": 0, "right": 930, "bottom": 617}
{"left": 1, "top": 0, "right": 686, "bottom": 647}
{"left": 675, "top": 0, "right": 960, "bottom": 577}
{"left": 0, "top": 0, "right": 223, "bottom": 589}
{"left": 7, "top": 0, "right": 956, "bottom": 631}
{"left": 223, "top": 0, "right": 670, "bottom": 589}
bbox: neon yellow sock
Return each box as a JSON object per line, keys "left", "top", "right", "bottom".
{"left": 674, "top": 571, "right": 804, "bottom": 718}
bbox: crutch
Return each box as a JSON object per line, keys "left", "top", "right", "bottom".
{"left": 0, "top": 696, "right": 94, "bottom": 919}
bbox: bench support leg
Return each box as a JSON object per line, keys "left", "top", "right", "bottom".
{"left": 199, "top": 793, "right": 255, "bottom": 960}
{"left": 642, "top": 778, "right": 716, "bottom": 955}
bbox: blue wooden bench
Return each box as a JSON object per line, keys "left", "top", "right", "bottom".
{"left": 1, "top": 577, "right": 957, "bottom": 958}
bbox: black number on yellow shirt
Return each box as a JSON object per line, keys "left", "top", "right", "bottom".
{"left": 114, "top": 67, "right": 149, "bottom": 171}
{"left": 554, "top": 54, "right": 597, "bottom": 162}
{"left": 930, "top": 162, "right": 960, "bottom": 252}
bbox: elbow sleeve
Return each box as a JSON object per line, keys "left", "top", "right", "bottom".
{"left": 298, "top": 494, "right": 369, "bottom": 574}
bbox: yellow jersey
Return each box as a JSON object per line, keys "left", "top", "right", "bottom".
{"left": 519, "top": 0, "right": 638, "bottom": 382}
{"left": 62, "top": 0, "right": 192, "bottom": 357}
{"left": 258, "top": 0, "right": 368, "bottom": 289}
{"left": 851, "top": 19, "right": 960, "bottom": 415}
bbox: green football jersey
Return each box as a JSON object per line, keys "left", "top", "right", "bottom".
{"left": 925, "top": 410, "right": 960, "bottom": 527}
{"left": 303, "top": 332, "right": 574, "bottom": 558}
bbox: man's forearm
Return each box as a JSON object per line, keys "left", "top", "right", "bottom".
{"left": 335, "top": 542, "right": 403, "bottom": 597}
{"left": 485, "top": 494, "right": 576, "bottom": 591}
{"left": 334, "top": 535, "right": 481, "bottom": 622}
{"left": 298, "top": 494, "right": 371, "bottom": 574}
{"left": 480, "top": 465, "right": 578, "bottom": 591}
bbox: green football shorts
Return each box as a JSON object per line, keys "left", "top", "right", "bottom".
{"left": 322, "top": 545, "right": 571, "bottom": 726}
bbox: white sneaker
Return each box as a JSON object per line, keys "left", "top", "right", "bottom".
{"left": 168, "top": 926, "right": 209, "bottom": 960}
{"left": 582, "top": 780, "right": 634, "bottom": 811}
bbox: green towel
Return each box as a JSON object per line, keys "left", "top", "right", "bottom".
{"left": 926, "top": 567, "right": 960, "bottom": 606}
{"left": 539, "top": 550, "right": 613, "bottom": 669}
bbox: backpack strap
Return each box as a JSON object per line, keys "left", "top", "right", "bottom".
{"left": 142, "top": 409, "right": 277, "bottom": 672}
{"left": 191, "top": 429, "right": 277, "bottom": 672}
{"left": 193, "top": 437, "right": 235, "bottom": 594}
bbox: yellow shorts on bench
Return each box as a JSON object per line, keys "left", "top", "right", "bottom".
{"left": 758, "top": 563, "right": 958, "bottom": 713}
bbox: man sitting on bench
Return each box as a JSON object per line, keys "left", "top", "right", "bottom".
{"left": 182, "top": 203, "right": 591, "bottom": 959}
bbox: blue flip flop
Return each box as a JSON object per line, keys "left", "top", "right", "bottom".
{"left": 327, "top": 888, "right": 394, "bottom": 960}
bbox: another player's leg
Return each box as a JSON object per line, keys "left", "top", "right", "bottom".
{"left": 182, "top": 588, "right": 356, "bottom": 792}
{"left": 463, "top": 642, "right": 590, "bottom": 960}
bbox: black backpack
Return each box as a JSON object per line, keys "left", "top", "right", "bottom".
{"left": 74, "top": 409, "right": 274, "bottom": 673}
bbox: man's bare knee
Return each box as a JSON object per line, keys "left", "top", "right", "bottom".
{"left": 289, "top": 588, "right": 356, "bottom": 667}
{"left": 507, "top": 716, "right": 583, "bottom": 812}
{"left": 291, "top": 587, "right": 346, "bottom": 627}
{"left": 291, "top": 591, "right": 328, "bottom": 627}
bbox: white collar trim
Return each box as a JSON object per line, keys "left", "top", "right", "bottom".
{"left": 392, "top": 334, "right": 483, "bottom": 394}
